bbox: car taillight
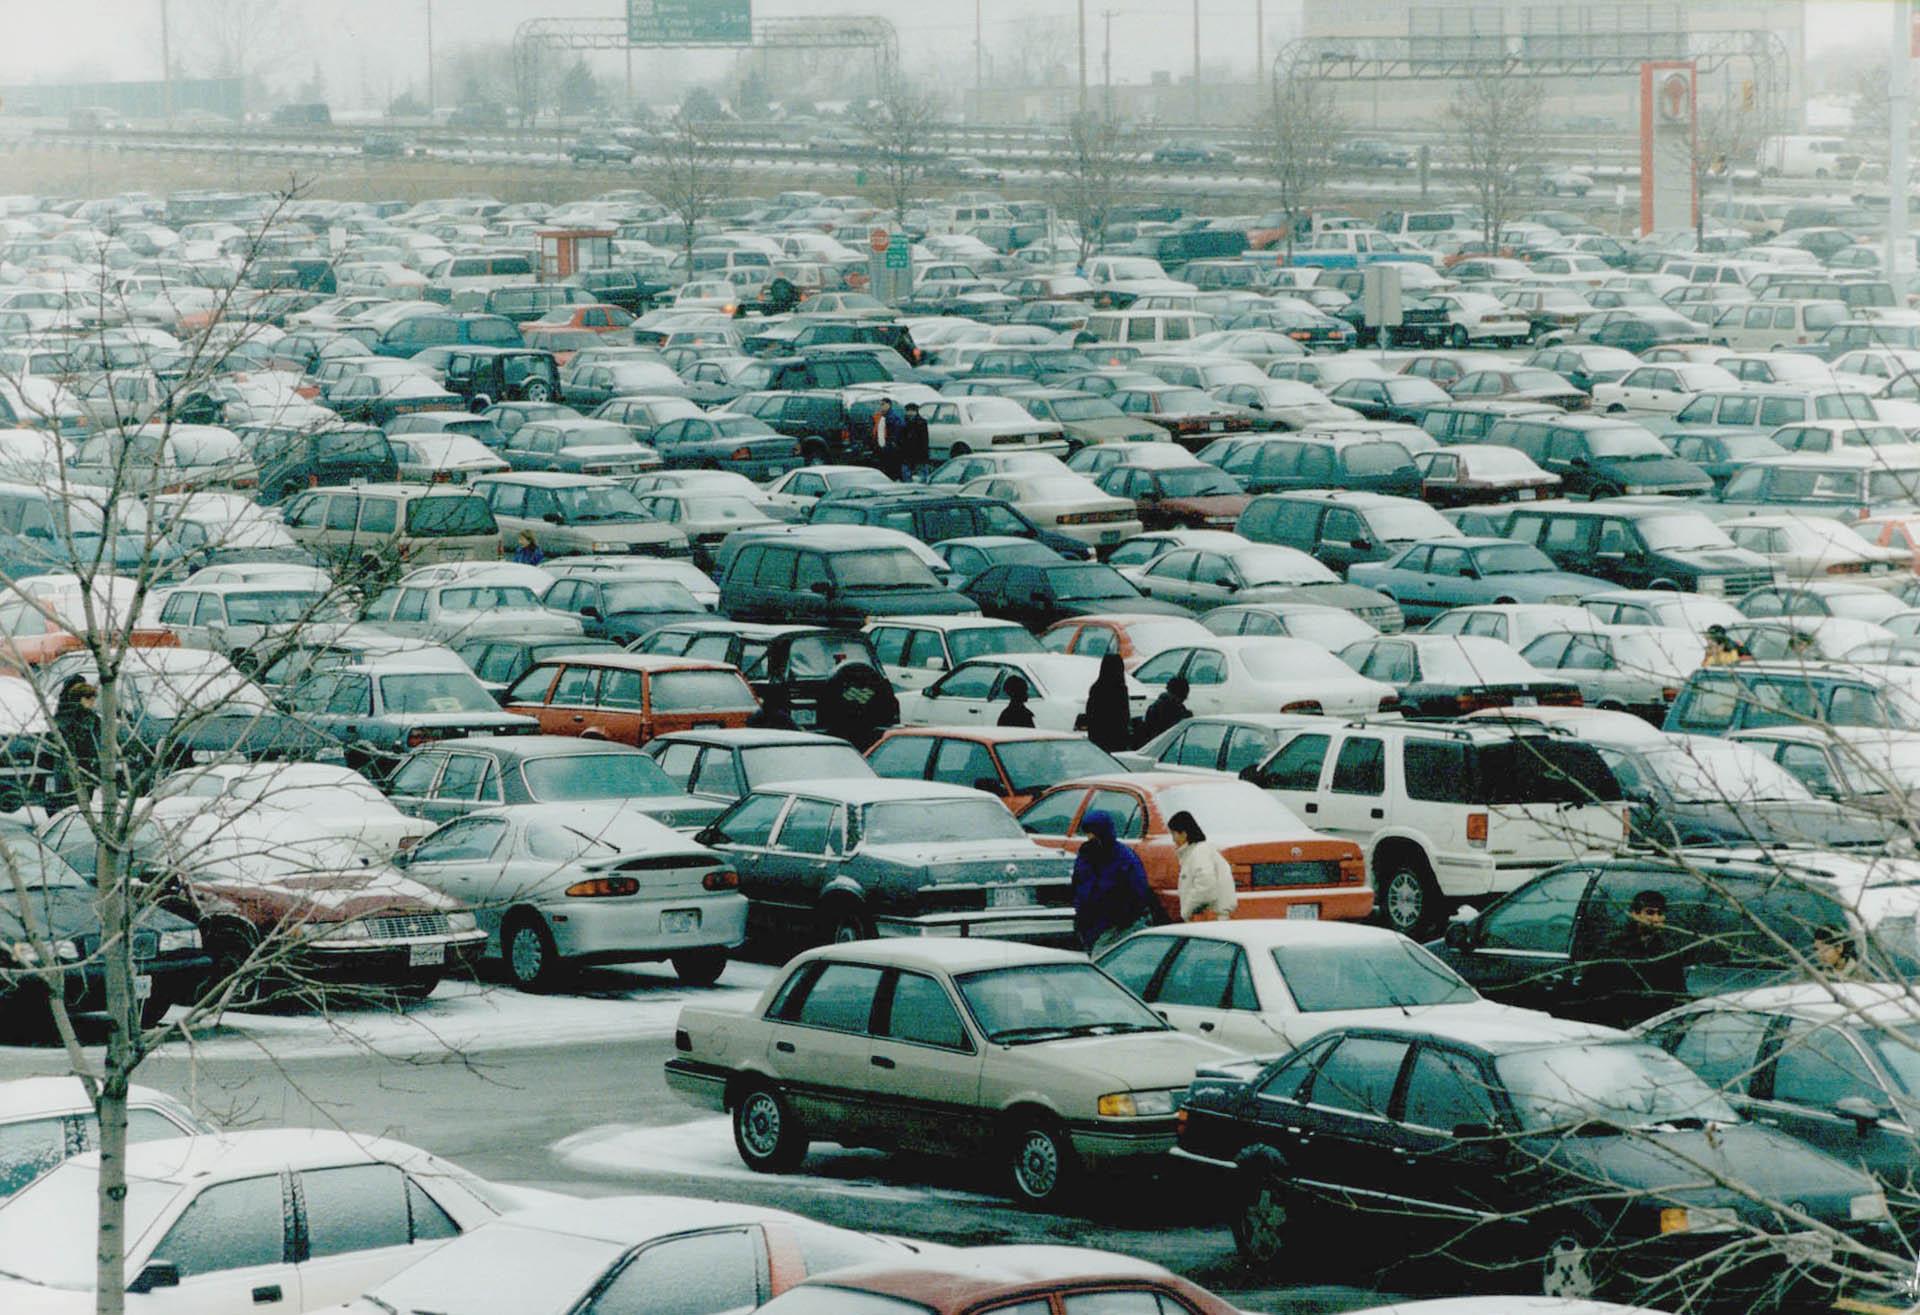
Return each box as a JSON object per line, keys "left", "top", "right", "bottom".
{"left": 675, "top": 1028, "right": 692, "bottom": 1052}
{"left": 1661, "top": 686, "right": 1679, "bottom": 702}
{"left": 565, "top": 876, "right": 641, "bottom": 897}
{"left": 431, "top": 470, "right": 451, "bottom": 483}
{"left": 1455, "top": 692, "right": 1499, "bottom": 713}
{"left": 1542, "top": 689, "right": 1584, "bottom": 707}
{"left": 730, "top": 447, "right": 753, "bottom": 460}
{"left": 1338, "top": 851, "right": 1365, "bottom": 883}
{"left": 1377, "top": 695, "right": 1401, "bottom": 712}
{"left": 703, "top": 870, "right": 739, "bottom": 891}
{"left": 405, "top": 727, "right": 436, "bottom": 747}
{"left": 1280, "top": 700, "right": 1322, "bottom": 713}
{"left": 1466, "top": 812, "right": 1489, "bottom": 847}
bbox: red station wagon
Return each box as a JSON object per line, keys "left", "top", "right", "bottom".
{"left": 502, "top": 653, "right": 758, "bottom": 746}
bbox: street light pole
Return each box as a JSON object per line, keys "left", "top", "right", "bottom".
{"left": 1192, "top": 0, "right": 1202, "bottom": 124}
{"left": 425, "top": 0, "right": 435, "bottom": 113}
{"left": 1892, "top": 0, "right": 1913, "bottom": 282}
{"left": 1103, "top": 10, "right": 1114, "bottom": 121}
{"left": 1078, "top": 0, "right": 1088, "bottom": 116}
{"left": 159, "top": 0, "right": 173, "bottom": 124}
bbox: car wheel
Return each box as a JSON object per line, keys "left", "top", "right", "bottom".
{"left": 524, "top": 380, "right": 552, "bottom": 402}
{"left": 1006, "top": 1116, "right": 1078, "bottom": 1205}
{"left": 1606, "top": 403, "right": 1626, "bottom": 413}
{"left": 950, "top": 442, "right": 972, "bottom": 456}
{"left": 733, "top": 1083, "right": 808, "bottom": 1172}
{"left": 1377, "top": 860, "right": 1440, "bottom": 938}
{"left": 139, "top": 992, "right": 171, "bottom": 1029}
{"left": 827, "top": 907, "right": 873, "bottom": 944}
{"left": 205, "top": 921, "right": 265, "bottom": 1009}
{"left": 504, "top": 912, "right": 562, "bottom": 992}
{"left": 1540, "top": 1221, "right": 1614, "bottom": 1300}
{"left": 1448, "top": 326, "right": 1470, "bottom": 348}
{"left": 1593, "top": 483, "right": 1626, "bottom": 499}
{"left": 1232, "top": 1165, "right": 1295, "bottom": 1266}
{"left": 672, "top": 949, "right": 727, "bottom": 987}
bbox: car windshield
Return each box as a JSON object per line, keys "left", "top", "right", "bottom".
{"left": 379, "top": 672, "right": 497, "bottom": 714}
{"left": 1636, "top": 741, "right": 1814, "bottom": 803}
{"left": 1050, "top": 565, "right": 1138, "bottom": 601}
{"left": 957, "top": 962, "right": 1166, "bottom": 1043}
{"left": 222, "top": 590, "right": 334, "bottom": 624}
{"left": 521, "top": 753, "right": 676, "bottom": 800}
{"left": 554, "top": 485, "right": 650, "bottom": 521}
{"left": 1156, "top": 468, "right": 1242, "bottom": 497}
{"left": 740, "top": 743, "right": 871, "bottom": 787}
{"left": 677, "top": 496, "right": 764, "bottom": 522}
{"left": 1473, "top": 545, "right": 1557, "bottom": 575}
{"left": 0, "top": 835, "right": 86, "bottom": 889}
{"left": 963, "top": 398, "right": 1038, "bottom": 424}
{"left": 0, "top": 1163, "right": 179, "bottom": 1290}
{"left": 996, "top": 738, "right": 1124, "bottom": 792}
{"left": 1048, "top": 396, "right": 1123, "bottom": 421}
{"left": 1511, "top": 371, "right": 1571, "bottom": 390}
{"left": 947, "top": 625, "right": 1042, "bottom": 663}
{"left": 1420, "top": 640, "right": 1540, "bottom": 683}
{"left": 600, "top": 582, "right": 701, "bottom": 614}
{"left": 1273, "top": 939, "right": 1478, "bottom": 1011}
{"left": 130, "top": 665, "right": 272, "bottom": 717}
{"left": 1368, "top": 502, "right": 1457, "bottom": 538}
{"left": 348, "top": 1222, "right": 625, "bottom": 1315}
{"left": 1496, "top": 1042, "right": 1738, "bottom": 1132}
{"left": 1155, "top": 388, "right": 1216, "bottom": 411}
{"left": 441, "top": 586, "right": 540, "bottom": 611}
{"left": 1636, "top": 514, "right": 1736, "bottom": 552}
{"left": 833, "top": 550, "right": 940, "bottom": 589}
{"left": 860, "top": 797, "right": 1028, "bottom": 846}
{"left": 1586, "top": 427, "right": 1671, "bottom": 459}
{"left": 560, "top": 423, "right": 644, "bottom": 448}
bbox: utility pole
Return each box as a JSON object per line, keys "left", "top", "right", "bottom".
{"left": 424, "top": 0, "right": 435, "bottom": 113}
{"left": 1254, "top": 0, "right": 1264, "bottom": 95}
{"left": 1103, "top": 10, "right": 1114, "bottom": 121}
{"left": 975, "top": 0, "right": 984, "bottom": 108}
{"left": 1077, "top": 0, "right": 1088, "bottom": 115}
{"left": 1192, "top": 0, "right": 1202, "bottom": 124}
{"left": 1893, "top": 0, "right": 1913, "bottom": 282}
{"left": 159, "top": 0, "right": 173, "bottom": 124}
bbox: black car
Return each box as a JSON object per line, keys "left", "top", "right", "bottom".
{"left": 647, "top": 415, "right": 804, "bottom": 481}
{"left": 539, "top": 576, "right": 708, "bottom": 644}
{"left": 383, "top": 733, "right": 719, "bottom": 828}
{"left": 809, "top": 490, "right": 1093, "bottom": 560}
{"left": 568, "top": 137, "right": 635, "bottom": 165}
{"left": 0, "top": 824, "right": 208, "bottom": 1035}
{"left": 1336, "top": 635, "right": 1584, "bottom": 718}
{"left": 1479, "top": 415, "right": 1712, "bottom": 499}
{"left": 1214, "top": 434, "right": 1423, "bottom": 498}
{"left": 1576, "top": 309, "right": 1708, "bottom": 354}
{"left": 565, "top": 268, "right": 671, "bottom": 315}
{"left": 1501, "top": 502, "right": 1773, "bottom": 596}
{"left": 718, "top": 531, "right": 975, "bottom": 625}
{"left": 441, "top": 347, "right": 562, "bottom": 411}
{"left": 372, "top": 312, "right": 521, "bottom": 359}
{"left": 963, "top": 562, "right": 1192, "bottom": 631}
{"left": 453, "top": 636, "right": 621, "bottom": 698}
{"left": 1665, "top": 431, "right": 1790, "bottom": 491}
{"left": 1177, "top": 1014, "right": 1891, "bottom": 1307}
{"left": 1338, "top": 294, "right": 1453, "bottom": 348}
{"left": 238, "top": 423, "right": 399, "bottom": 504}
{"left": 1327, "top": 376, "right": 1452, "bottom": 424}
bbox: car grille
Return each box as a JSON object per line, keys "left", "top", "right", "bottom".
{"left": 363, "top": 913, "right": 450, "bottom": 940}
{"left": 1362, "top": 604, "right": 1405, "bottom": 634}
{"left": 1248, "top": 860, "right": 1347, "bottom": 888}
{"left": 1715, "top": 570, "right": 1772, "bottom": 596}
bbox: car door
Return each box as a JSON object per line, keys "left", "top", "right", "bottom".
{"left": 762, "top": 958, "right": 884, "bottom": 1139}
{"left": 384, "top": 750, "right": 450, "bottom": 821}
{"left": 1142, "top": 935, "right": 1274, "bottom": 1052}
{"left": 1286, "top": 1033, "right": 1415, "bottom": 1209}
{"left": 1749, "top": 1016, "right": 1909, "bottom": 1172}
{"left": 568, "top": 1228, "right": 767, "bottom": 1315}
{"left": 1441, "top": 863, "right": 1595, "bottom": 1009}
{"left": 912, "top": 662, "right": 1000, "bottom": 726}
{"left": 132, "top": 1172, "right": 299, "bottom": 1315}
{"left": 865, "top": 968, "right": 989, "bottom": 1155}
{"left": 703, "top": 790, "right": 791, "bottom": 912}
{"left": 539, "top": 663, "right": 605, "bottom": 738}
{"left": 1390, "top": 1042, "right": 1511, "bottom": 1228}
{"left": 1312, "top": 733, "right": 1387, "bottom": 846}
{"left": 1248, "top": 730, "right": 1335, "bottom": 828}
{"left": 1137, "top": 551, "right": 1201, "bottom": 609}
{"left": 292, "top": 1161, "right": 459, "bottom": 1309}
{"left": 1423, "top": 545, "right": 1478, "bottom": 609}
{"left": 765, "top": 796, "right": 849, "bottom": 927}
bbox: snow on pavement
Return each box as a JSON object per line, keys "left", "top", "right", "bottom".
{"left": 554, "top": 1116, "right": 1004, "bottom": 1207}
{"left": 141, "top": 963, "right": 775, "bottom": 1063}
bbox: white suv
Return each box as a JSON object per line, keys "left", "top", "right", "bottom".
{"left": 1241, "top": 719, "right": 1627, "bottom": 937}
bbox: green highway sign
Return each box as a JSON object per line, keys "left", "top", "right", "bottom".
{"left": 884, "top": 246, "right": 910, "bottom": 269}
{"left": 628, "top": 0, "right": 752, "bottom": 46}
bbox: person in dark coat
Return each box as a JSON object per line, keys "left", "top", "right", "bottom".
{"left": 1138, "top": 675, "right": 1191, "bottom": 745}
{"left": 1583, "top": 889, "right": 1689, "bottom": 1027}
{"left": 1080, "top": 652, "right": 1133, "bottom": 753}
{"left": 997, "top": 674, "right": 1036, "bottom": 727}
{"left": 51, "top": 677, "right": 100, "bottom": 805}
{"left": 1071, "top": 810, "right": 1158, "bottom": 954}
{"left": 747, "top": 683, "right": 797, "bottom": 730}
{"left": 898, "top": 403, "right": 931, "bottom": 482}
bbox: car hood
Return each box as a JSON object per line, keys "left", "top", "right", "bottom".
{"left": 1649, "top": 798, "right": 1909, "bottom": 849}
{"left": 1498, "top": 570, "right": 1618, "bottom": 597}
{"left": 548, "top": 521, "right": 686, "bottom": 546}
{"left": 1053, "top": 597, "right": 1194, "bottom": 619}
{"left": 0, "top": 884, "right": 104, "bottom": 941}
{"left": 1660, "top": 547, "right": 1772, "bottom": 572}
{"left": 1064, "top": 418, "right": 1169, "bottom": 443}
{"left": 198, "top": 864, "right": 461, "bottom": 926}
{"left": 1008, "top": 1029, "right": 1236, "bottom": 1093}
{"left": 1541, "top": 1123, "right": 1874, "bottom": 1219}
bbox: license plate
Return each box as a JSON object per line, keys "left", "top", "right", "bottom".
{"left": 1208, "top": 421, "right": 1224, "bottom": 431}
{"left": 1512, "top": 696, "right": 1538, "bottom": 707}
{"left": 989, "top": 886, "right": 1037, "bottom": 909}
{"left": 663, "top": 909, "right": 701, "bottom": 933}
{"left": 1286, "top": 904, "right": 1320, "bottom": 921}
{"left": 134, "top": 975, "right": 152, "bottom": 1003}
{"left": 408, "top": 942, "right": 444, "bottom": 967}
{"left": 1517, "top": 488, "right": 1538, "bottom": 500}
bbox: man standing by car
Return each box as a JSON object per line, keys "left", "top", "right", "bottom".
{"left": 1584, "top": 889, "right": 1688, "bottom": 1026}
{"left": 899, "top": 402, "right": 931, "bottom": 482}
{"left": 872, "top": 397, "right": 903, "bottom": 479}
{"left": 1072, "top": 811, "right": 1159, "bottom": 954}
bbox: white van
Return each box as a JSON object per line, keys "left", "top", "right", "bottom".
{"left": 1759, "top": 135, "right": 1859, "bottom": 180}
{"left": 1659, "top": 258, "right": 1762, "bottom": 288}
{"left": 1375, "top": 210, "right": 1474, "bottom": 240}
{"left": 1705, "top": 299, "right": 1849, "bottom": 352}
{"left": 1082, "top": 309, "right": 1217, "bottom": 345}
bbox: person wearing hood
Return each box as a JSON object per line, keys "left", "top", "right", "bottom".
{"left": 1079, "top": 652, "right": 1134, "bottom": 753}
{"left": 1071, "top": 810, "right": 1158, "bottom": 954}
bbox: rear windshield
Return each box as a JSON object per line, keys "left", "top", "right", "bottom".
{"left": 317, "top": 429, "right": 396, "bottom": 465}
{"left": 407, "top": 496, "right": 496, "bottom": 536}
{"left": 1343, "top": 442, "right": 1413, "bottom": 476}
{"left": 520, "top": 753, "right": 676, "bottom": 800}
{"left": 650, "top": 669, "right": 758, "bottom": 712}
{"left": 1403, "top": 737, "right": 1623, "bottom": 805}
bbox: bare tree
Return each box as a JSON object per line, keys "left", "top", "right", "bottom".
{"left": 646, "top": 112, "right": 737, "bottom": 269}
{"left": 854, "top": 81, "right": 944, "bottom": 225}
{"left": 182, "top": 0, "right": 297, "bottom": 84}
{"left": 1250, "top": 58, "right": 1347, "bottom": 260}
{"left": 1057, "top": 112, "right": 1146, "bottom": 267}
{"left": 1448, "top": 73, "right": 1546, "bottom": 250}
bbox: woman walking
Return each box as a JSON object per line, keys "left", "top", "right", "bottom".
{"left": 1169, "top": 810, "right": 1236, "bottom": 922}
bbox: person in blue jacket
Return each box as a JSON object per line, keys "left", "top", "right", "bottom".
{"left": 1071, "top": 810, "right": 1158, "bottom": 954}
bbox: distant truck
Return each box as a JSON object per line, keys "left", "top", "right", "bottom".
{"left": 1758, "top": 134, "right": 1858, "bottom": 180}
{"left": 272, "top": 102, "right": 333, "bottom": 128}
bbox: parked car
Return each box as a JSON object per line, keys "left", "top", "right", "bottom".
{"left": 286, "top": 662, "right": 538, "bottom": 777}
{"left": 503, "top": 653, "right": 758, "bottom": 747}
{"left": 384, "top": 734, "right": 720, "bottom": 830}
{"left": 865, "top": 726, "right": 1124, "bottom": 813}
{"left": 643, "top": 727, "right": 874, "bottom": 805}
{"left": 1349, "top": 538, "right": 1612, "bottom": 623}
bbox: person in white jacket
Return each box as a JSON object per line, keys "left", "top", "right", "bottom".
{"left": 1168, "top": 810, "right": 1237, "bottom": 922}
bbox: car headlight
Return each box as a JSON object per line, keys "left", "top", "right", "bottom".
{"left": 8, "top": 939, "right": 38, "bottom": 965}
{"left": 446, "top": 912, "right": 477, "bottom": 934}
{"left": 157, "top": 928, "right": 201, "bottom": 954}
{"left": 54, "top": 939, "right": 79, "bottom": 961}
{"left": 1698, "top": 576, "right": 1726, "bottom": 595}
{"left": 1853, "top": 1192, "right": 1891, "bottom": 1221}
{"left": 1097, "top": 1089, "right": 1176, "bottom": 1118}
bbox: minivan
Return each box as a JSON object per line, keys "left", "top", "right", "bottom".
{"left": 1237, "top": 489, "right": 1456, "bottom": 583}
{"left": 720, "top": 527, "right": 976, "bottom": 624}
{"left": 1213, "top": 433, "right": 1422, "bottom": 497}
{"left": 238, "top": 424, "right": 399, "bottom": 504}
{"left": 1501, "top": 501, "right": 1775, "bottom": 596}
{"left": 483, "top": 284, "right": 601, "bottom": 325}
{"left": 1705, "top": 299, "right": 1847, "bottom": 352}
{"left": 1082, "top": 310, "right": 1216, "bottom": 345}
{"left": 373, "top": 312, "right": 521, "bottom": 358}
{"left": 280, "top": 484, "right": 500, "bottom": 567}
{"left": 1478, "top": 414, "right": 1711, "bottom": 498}
{"left": 1665, "top": 662, "right": 1920, "bottom": 736}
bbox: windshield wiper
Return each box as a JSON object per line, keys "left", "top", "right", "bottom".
{"left": 987, "top": 1025, "right": 1074, "bottom": 1043}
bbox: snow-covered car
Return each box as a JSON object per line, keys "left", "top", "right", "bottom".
{"left": 1129, "top": 635, "right": 1398, "bottom": 717}
{"left": 898, "top": 652, "right": 1148, "bottom": 731}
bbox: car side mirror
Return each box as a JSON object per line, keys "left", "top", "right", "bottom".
{"left": 390, "top": 849, "right": 412, "bottom": 869}
{"left": 973, "top": 776, "right": 1009, "bottom": 797}
{"left": 1451, "top": 1122, "right": 1497, "bottom": 1142}
{"left": 1214, "top": 577, "right": 1236, "bottom": 589}
{"left": 809, "top": 581, "right": 833, "bottom": 596}
{"left": 543, "top": 512, "right": 563, "bottom": 524}
{"left": 581, "top": 605, "right": 601, "bottom": 620}
{"left": 1834, "top": 1095, "right": 1886, "bottom": 1131}
{"left": 1238, "top": 764, "right": 1265, "bottom": 784}
{"left": 1350, "top": 538, "right": 1373, "bottom": 551}
{"left": 693, "top": 825, "right": 720, "bottom": 846}
{"left": 1445, "top": 909, "right": 1480, "bottom": 949}
{"left": 128, "top": 1263, "right": 180, "bottom": 1294}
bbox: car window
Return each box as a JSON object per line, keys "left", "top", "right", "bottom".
{"left": 711, "top": 792, "right": 786, "bottom": 846}
{"left": 1768, "top": 1023, "right": 1882, "bottom": 1108}
{"left": 433, "top": 754, "right": 490, "bottom": 801}
{"left": 300, "top": 1164, "right": 415, "bottom": 1258}
{"left": 1655, "top": 1010, "right": 1772, "bottom": 1093}
{"left": 150, "top": 1175, "right": 286, "bottom": 1277}
{"left": 880, "top": 972, "right": 970, "bottom": 1050}
{"left": 1098, "top": 935, "right": 1178, "bottom": 998}
{"left": 1329, "top": 737, "right": 1384, "bottom": 795}
{"left": 1260, "top": 733, "right": 1331, "bottom": 791}
{"left": 1061, "top": 1294, "right": 1189, "bottom": 1315}
{"left": 1306, "top": 1035, "right": 1410, "bottom": 1118}
{"left": 1478, "top": 865, "right": 1591, "bottom": 953}
{"left": 932, "top": 738, "right": 999, "bottom": 791}
{"left": 411, "top": 816, "right": 508, "bottom": 863}
{"left": 582, "top": 1229, "right": 761, "bottom": 1315}
{"left": 1084, "top": 788, "right": 1146, "bottom": 839}
{"left": 1155, "top": 938, "right": 1252, "bottom": 1010}
{"left": 0, "top": 1117, "right": 65, "bottom": 1198}
{"left": 1401, "top": 1046, "right": 1497, "bottom": 1131}
{"left": 791, "top": 962, "right": 885, "bottom": 1034}
{"left": 775, "top": 798, "right": 841, "bottom": 855}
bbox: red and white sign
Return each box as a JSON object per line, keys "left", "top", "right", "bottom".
{"left": 1639, "top": 61, "right": 1698, "bottom": 237}
{"left": 869, "top": 227, "right": 890, "bottom": 254}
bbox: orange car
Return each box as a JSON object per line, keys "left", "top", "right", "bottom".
{"left": 1017, "top": 772, "right": 1371, "bottom": 923}
{"left": 0, "top": 619, "right": 176, "bottom": 676}
{"left": 1855, "top": 514, "right": 1920, "bottom": 573}
{"left": 1039, "top": 613, "right": 1211, "bottom": 670}
{"left": 503, "top": 653, "right": 758, "bottom": 747}
{"left": 864, "top": 726, "right": 1128, "bottom": 812}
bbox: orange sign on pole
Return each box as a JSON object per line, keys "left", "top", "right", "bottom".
{"left": 869, "top": 227, "right": 890, "bottom": 254}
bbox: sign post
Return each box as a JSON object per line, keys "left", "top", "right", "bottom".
{"left": 1363, "top": 265, "right": 1403, "bottom": 360}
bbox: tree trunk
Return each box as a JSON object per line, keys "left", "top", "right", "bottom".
{"left": 92, "top": 681, "right": 132, "bottom": 1315}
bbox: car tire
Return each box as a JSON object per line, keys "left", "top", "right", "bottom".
{"left": 504, "top": 912, "right": 562, "bottom": 992}
{"left": 205, "top": 921, "right": 265, "bottom": 1009}
{"left": 1377, "top": 858, "right": 1441, "bottom": 938}
{"left": 1005, "top": 1115, "right": 1079, "bottom": 1206}
{"left": 1593, "top": 483, "right": 1625, "bottom": 499}
{"left": 950, "top": 442, "right": 971, "bottom": 456}
{"left": 524, "top": 381, "right": 552, "bottom": 402}
{"left": 733, "top": 1082, "right": 808, "bottom": 1173}
{"left": 826, "top": 906, "right": 873, "bottom": 945}
{"left": 1449, "top": 326, "right": 1470, "bottom": 348}
{"left": 140, "top": 992, "right": 171, "bottom": 1030}
{"left": 1232, "top": 1161, "right": 1296, "bottom": 1266}
{"left": 1539, "top": 1217, "right": 1616, "bottom": 1301}
{"left": 1606, "top": 403, "right": 1625, "bottom": 413}
{"left": 672, "top": 949, "right": 727, "bottom": 987}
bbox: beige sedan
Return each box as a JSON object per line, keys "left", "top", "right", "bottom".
{"left": 960, "top": 473, "right": 1144, "bottom": 550}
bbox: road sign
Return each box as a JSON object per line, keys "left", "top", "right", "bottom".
{"left": 869, "top": 227, "right": 890, "bottom": 254}
{"left": 1362, "top": 265, "right": 1403, "bottom": 329}
{"left": 884, "top": 246, "right": 910, "bottom": 270}
{"left": 628, "top": 0, "right": 751, "bottom": 46}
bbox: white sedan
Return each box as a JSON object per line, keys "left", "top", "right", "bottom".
{"left": 388, "top": 433, "right": 509, "bottom": 484}
{"left": 760, "top": 463, "right": 897, "bottom": 513}
{"left": 1590, "top": 362, "right": 1738, "bottom": 416}
{"left": 897, "top": 653, "right": 1149, "bottom": 731}
{"left": 0, "top": 1130, "right": 516, "bottom": 1314}
{"left": 925, "top": 450, "right": 1071, "bottom": 489}
{"left": 960, "top": 473, "right": 1143, "bottom": 549}
{"left": 1131, "top": 636, "right": 1397, "bottom": 716}
{"left": 923, "top": 395, "right": 1068, "bottom": 459}
{"left": 1095, "top": 920, "right": 1530, "bottom": 1055}
{"left": 152, "top": 761, "right": 431, "bottom": 855}
{"left": 1430, "top": 291, "right": 1532, "bottom": 346}
{"left": 0, "top": 1076, "right": 212, "bottom": 1202}
{"left": 1721, "top": 513, "right": 1909, "bottom": 582}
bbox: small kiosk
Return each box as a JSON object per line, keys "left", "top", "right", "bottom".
{"left": 537, "top": 228, "right": 615, "bottom": 282}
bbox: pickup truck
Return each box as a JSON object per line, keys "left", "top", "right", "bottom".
{"left": 665, "top": 938, "right": 1235, "bottom": 1205}
{"left": 1286, "top": 231, "right": 1438, "bottom": 270}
